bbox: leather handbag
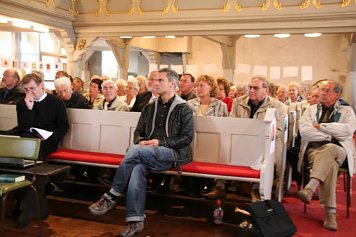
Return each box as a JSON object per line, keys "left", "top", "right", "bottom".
{"left": 247, "top": 200, "right": 297, "bottom": 237}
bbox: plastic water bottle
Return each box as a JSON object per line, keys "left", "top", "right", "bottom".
{"left": 213, "top": 199, "right": 224, "bottom": 225}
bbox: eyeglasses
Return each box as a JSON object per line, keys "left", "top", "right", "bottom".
{"left": 249, "top": 86, "right": 265, "bottom": 91}
{"left": 320, "top": 88, "right": 335, "bottom": 93}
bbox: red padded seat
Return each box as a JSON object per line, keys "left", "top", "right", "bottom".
{"left": 181, "top": 161, "right": 260, "bottom": 179}
{"left": 47, "top": 149, "right": 124, "bottom": 166}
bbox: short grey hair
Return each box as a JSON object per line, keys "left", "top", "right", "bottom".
{"left": 159, "top": 68, "right": 179, "bottom": 87}
{"left": 54, "top": 77, "right": 72, "bottom": 88}
{"left": 102, "top": 79, "right": 118, "bottom": 90}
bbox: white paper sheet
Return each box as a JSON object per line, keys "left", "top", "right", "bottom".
{"left": 269, "top": 66, "right": 281, "bottom": 80}
{"left": 301, "top": 66, "right": 313, "bottom": 81}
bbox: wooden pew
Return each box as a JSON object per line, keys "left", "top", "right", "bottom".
{"left": 0, "top": 104, "right": 277, "bottom": 200}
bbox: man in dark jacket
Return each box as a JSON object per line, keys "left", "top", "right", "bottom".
{"left": 0, "top": 69, "right": 25, "bottom": 104}
{"left": 89, "top": 68, "right": 194, "bottom": 237}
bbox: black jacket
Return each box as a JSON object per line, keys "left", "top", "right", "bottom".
{"left": 134, "top": 95, "right": 194, "bottom": 166}
{"left": 0, "top": 86, "right": 25, "bottom": 104}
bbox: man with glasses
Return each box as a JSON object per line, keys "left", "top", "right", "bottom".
{"left": 179, "top": 73, "right": 196, "bottom": 101}
{"left": 0, "top": 68, "right": 25, "bottom": 104}
{"left": 15, "top": 73, "right": 69, "bottom": 159}
{"left": 230, "top": 76, "right": 285, "bottom": 202}
{"left": 297, "top": 80, "right": 356, "bottom": 231}
{"left": 89, "top": 68, "right": 194, "bottom": 237}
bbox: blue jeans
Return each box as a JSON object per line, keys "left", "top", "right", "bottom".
{"left": 110, "top": 144, "right": 175, "bottom": 222}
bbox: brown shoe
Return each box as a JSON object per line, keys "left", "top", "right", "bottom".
{"left": 202, "top": 187, "right": 225, "bottom": 199}
{"left": 323, "top": 213, "right": 338, "bottom": 231}
{"left": 297, "top": 188, "right": 313, "bottom": 204}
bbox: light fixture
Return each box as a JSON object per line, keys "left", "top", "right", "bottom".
{"left": 165, "top": 35, "right": 176, "bottom": 39}
{"left": 273, "top": 33, "right": 290, "bottom": 38}
{"left": 120, "top": 36, "right": 133, "bottom": 39}
{"left": 244, "top": 34, "right": 261, "bottom": 38}
{"left": 0, "top": 17, "right": 8, "bottom": 24}
{"left": 143, "top": 36, "right": 155, "bottom": 39}
{"left": 12, "top": 19, "right": 32, "bottom": 29}
{"left": 33, "top": 24, "right": 49, "bottom": 33}
{"left": 304, "top": 33, "right": 322, "bottom": 38}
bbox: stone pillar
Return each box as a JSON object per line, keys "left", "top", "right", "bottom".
{"left": 346, "top": 42, "right": 356, "bottom": 110}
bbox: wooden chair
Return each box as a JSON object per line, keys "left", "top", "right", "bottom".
{"left": 0, "top": 136, "right": 43, "bottom": 236}
{"left": 302, "top": 157, "right": 351, "bottom": 218}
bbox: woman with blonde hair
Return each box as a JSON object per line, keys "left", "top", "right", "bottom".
{"left": 188, "top": 75, "right": 228, "bottom": 117}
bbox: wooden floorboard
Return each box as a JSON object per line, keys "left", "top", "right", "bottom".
{"left": 2, "top": 183, "right": 241, "bottom": 237}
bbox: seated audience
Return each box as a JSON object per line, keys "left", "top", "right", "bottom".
{"left": 188, "top": 75, "right": 228, "bottom": 117}
{"left": 54, "top": 77, "right": 90, "bottom": 109}
{"left": 101, "top": 75, "right": 110, "bottom": 81}
{"left": 130, "top": 71, "right": 158, "bottom": 112}
{"left": 276, "top": 84, "right": 289, "bottom": 104}
{"left": 0, "top": 68, "right": 25, "bottom": 104}
{"left": 120, "top": 78, "right": 139, "bottom": 109}
{"left": 230, "top": 76, "right": 285, "bottom": 202}
{"left": 288, "top": 82, "right": 303, "bottom": 104}
{"left": 136, "top": 76, "right": 149, "bottom": 95}
{"left": 93, "top": 80, "right": 129, "bottom": 111}
{"left": 235, "top": 83, "right": 249, "bottom": 98}
{"left": 88, "top": 68, "right": 194, "bottom": 237}
{"left": 179, "top": 73, "right": 196, "bottom": 101}
{"left": 72, "top": 77, "right": 84, "bottom": 94}
{"left": 228, "top": 85, "right": 237, "bottom": 99}
{"left": 116, "top": 79, "right": 127, "bottom": 97}
{"left": 297, "top": 80, "right": 356, "bottom": 231}
{"left": 55, "top": 70, "right": 69, "bottom": 79}
{"left": 216, "top": 77, "right": 233, "bottom": 112}
{"left": 306, "top": 86, "right": 320, "bottom": 106}
{"left": 14, "top": 73, "right": 69, "bottom": 159}
{"left": 85, "top": 78, "right": 104, "bottom": 108}
{"left": 188, "top": 75, "right": 228, "bottom": 198}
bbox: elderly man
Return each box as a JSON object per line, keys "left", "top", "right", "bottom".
{"left": 297, "top": 80, "right": 356, "bottom": 231}
{"left": 89, "top": 68, "right": 194, "bottom": 237}
{"left": 229, "top": 76, "right": 286, "bottom": 201}
{"left": 0, "top": 68, "right": 25, "bottom": 104}
{"left": 54, "top": 77, "right": 90, "bottom": 109}
{"left": 93, "top": 80, "right": 129, "bottom": 111}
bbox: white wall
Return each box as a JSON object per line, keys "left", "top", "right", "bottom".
{"left": 234, "top": 34, "right": 349, "bottom": 87}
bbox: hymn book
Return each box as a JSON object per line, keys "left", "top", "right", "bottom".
{"left": 0, "top": 174, "right": 26, "bottom": 183}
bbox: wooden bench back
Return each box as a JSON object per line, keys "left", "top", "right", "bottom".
{"left": 0, "top": 104, "right": 276, "bottom": 167}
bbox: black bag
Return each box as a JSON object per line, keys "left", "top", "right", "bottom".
{"left": 247, "top": 200, "right": 297, "bottom": 237}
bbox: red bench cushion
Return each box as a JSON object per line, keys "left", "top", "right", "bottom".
{"left": 47, "top": 149, "right": 124, "bottom": 166}
{"left": 48, "top": 149, "right": 260, "bottom": 179}
{"left": 181, "top": 161, "right": 260, "bottom": 179}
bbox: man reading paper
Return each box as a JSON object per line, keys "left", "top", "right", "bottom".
{"left": 15, "top": 72, "right": 69, "bottom": 160}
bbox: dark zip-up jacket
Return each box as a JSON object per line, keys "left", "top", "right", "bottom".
{"left": 134, "top": 94, "right": 194, "bottom": 168}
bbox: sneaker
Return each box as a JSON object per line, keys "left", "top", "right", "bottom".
{"left": 297, "top": 188, "right": 313, "bottom": 204}
{"left": 88, "top": 193, "right": 116, "bottom": 215}
{"left": 118, "top": 221, "right": 144, "bottom": 237}
{"left": 322, "top": 213, "right": 338, "bottom": 231}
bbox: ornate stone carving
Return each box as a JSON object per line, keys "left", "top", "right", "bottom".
{"left": 163, "top": 0, "right": 179, "bottom": 14}
{"left": 96, "top": 0, "right": 110, "bottom": 16}
{"left": 128, "top": 0, "right": 144, "bottom": 16}
{"left": 69, "top": 0, "right": 79, "bottom": 16}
